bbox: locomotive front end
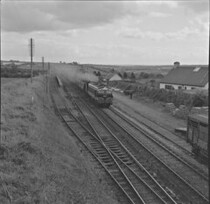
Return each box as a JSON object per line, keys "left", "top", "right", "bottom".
{"left": 96, "top": 87, "right": 113, "bottom": 107}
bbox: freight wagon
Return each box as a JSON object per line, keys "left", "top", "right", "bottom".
{"left": 187, "top": 113, "right": 208, "bottom": 161}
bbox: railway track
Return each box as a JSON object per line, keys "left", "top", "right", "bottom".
{"left": 93, "top": 107, "right": 209, "bottom": 203}
{"left": 51, "top": 83, "right": 142, "bottom": 203}
{"left": 73, "top": 99, "right": 177, "bottom": 204}
{"left": 67, "top": 98, "right": 208, "bottom": 203}
{"left": 111, "top": 106, "right": 208, "bottom": 167}
{"left": 51, "top": 77, "right": 176, "bottom": 204}
{"left": 107, "top": 107, "right": 208, "bottom": 179}
{"left": 59, "top": 78, "right": 209, "bottom": 204}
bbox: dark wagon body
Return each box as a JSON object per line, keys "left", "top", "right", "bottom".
{"left": 79, "top": 80, "right": 113, "bottom": 108}
{"left": 187, "top": 113, "right": 208, "bottom": 160}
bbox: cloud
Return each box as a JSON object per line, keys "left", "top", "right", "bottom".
{"left": 1, "top": 1, "right": 130, "bottom": 33}
{"left": 2, "top": 2, "right": 57, "bottom": 32}
{"left": 149, "top": 12, "right": 171, "bottom": 18}
{"left": 118, "top": 26, "right": 204, "bottom": 41}
{"left": 178, "top": 1, "right": 209, "bottom": 14}
{"left": 2, "top": 1, "right": 180, "bottom": 33}
{"left": 134, "top": 1, "right": 177, "bottom": 7}
{"left": 51, "top": 2, "right": 126, "bottom": 28}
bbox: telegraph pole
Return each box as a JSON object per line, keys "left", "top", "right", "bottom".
{"left": 29, "top": 38, "right": 34, "bottom": 83}
{"left": 42, "top": 56, "right": 44, "bottom": 70}
{"left": 47, "top": 62, "right": 50, "bottom": 93}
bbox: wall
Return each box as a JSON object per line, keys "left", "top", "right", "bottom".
{"left": 160, "top": 83, "right": 208, "bottom": 90}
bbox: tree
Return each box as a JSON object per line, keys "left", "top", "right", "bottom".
{"left": 118, "top": 72, "right": 122, "bottom": 78}
{"left": 150, "top": 79, "right": 155, "bottom": 87}
{"left": 11, "top": 62, "right": 17, "bottom": 69}
{"left": 156, "top": 73, "right": 164, "bottom": 78}
{"left": 123, "top": 72, "right": 127, "bottom": 79}
{"left": 130, "top": 72, "right": 136, "bottom": 80}
{"left": 191, "top": 94, "right": 205, "bottom": 107}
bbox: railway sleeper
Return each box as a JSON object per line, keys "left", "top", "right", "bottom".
{"left": 95, "top": 151, "right": 109, "bottom": 157}
{"left": 109, "top": 147, "right": 122, "bottom": 153}
{"left": 124, "top": 161, "right": 134, "bottom": 166}
{"left": 115, "top": 151, "right": 127, "bottom": 156}
{"left": 94, "top": 148, "right": 106, "bottom": 153}
{"left": 109, "top": 169, "right": 120, "bottom": 173}
{"left": 90, "top": 145, "right": 102, "bottom": 149}
{"left": 97, "top": 152, "right": 109, "bottom": 156}
{"left": 104, "top": 141, "right": 118, "bottom": 145}
{"left": 89, "top": 141, "right": 100, "bottom": 145}
{"left": 116, "top": 178, "right": 128, "bottom": 184}
{"left": 105, "top": 142, "right": 118, "bottom": 146}
{"left": 110, "top": 171, "right": 123, "bottom": 177}
{"left": 118, "top": 155, "right": 129, "bottom": 160}
{"left": 101, "top": 158, "right": 113, "bottom": 163}
{"left": 91, "top": 144, "right": 104, "bottom": 149}
{"left": 104, "top": 163, "right": 115, "bottom": 168}
{"left": 99, "top": 155, "right": 110, "bottom": 159}
{"left": 120, "top": 158, "right": 129, "bottom": 162}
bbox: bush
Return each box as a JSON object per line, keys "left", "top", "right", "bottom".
{"left": 123, "top": 72, "right": 128, "bottom": 79}
{"left": 136, "top": 87, "right": 208, "bottom": 109}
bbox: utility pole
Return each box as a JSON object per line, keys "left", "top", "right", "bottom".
{"left": 29, "top": 38, "right": 34, "bottom": 83}
{"left": 42, "top": 56, "right": 44, "bottom": 70}
{"left": 48, "top": 62, "right": 50, "bottom": 93}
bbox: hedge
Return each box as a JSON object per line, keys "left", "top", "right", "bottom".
{"left": 137, "top": 86, "right": 208, "bottom": 109}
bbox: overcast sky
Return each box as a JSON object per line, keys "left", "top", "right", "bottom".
{"left": 1, "top": 0, "right": 209, "bottom": 65}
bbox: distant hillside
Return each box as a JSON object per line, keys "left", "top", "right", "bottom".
{"left": 82, "top": 64, "right": 173, "bottom": 75}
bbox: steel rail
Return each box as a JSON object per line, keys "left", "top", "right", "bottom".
{"left": 72, "top": 98, "right": 177, "bottom": 204}
{"left": 61, "top": 79, "right": 208, "bottom": 203}
{"left": 50, "top": 81, "right": 146, "bottom": 204}
{"left": 110, "top": 106, "right": 208, "bottom": 178}
{"left": 104, "top": 108, "right": 209, "bottom": 189}
{"left": 95, "top": 107, "right": 209, "bottom": 203}
{"left": 64, "top": 98, "right": 172, "bottom": 204}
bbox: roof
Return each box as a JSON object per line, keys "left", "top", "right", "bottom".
{"left": 160, "top": 66, "right": 209, "bottom": 87}
{"left": 188, "top": 113, "right": 208, "bottom": 125}
{"left": 104, "top": 73, "right": 122, "bottom": 81}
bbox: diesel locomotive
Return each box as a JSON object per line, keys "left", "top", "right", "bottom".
{"left": 79, "top": 80, "right": 113, "bottom": 108}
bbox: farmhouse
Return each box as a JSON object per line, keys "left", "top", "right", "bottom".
{"left": 104, "top": 73, "right": 122, "bottom": 82}
{"left": 160, "top": 63, "right": 208, "bottom": 90}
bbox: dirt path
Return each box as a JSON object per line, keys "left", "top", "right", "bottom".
{"left": 0, "top": 76, "right": 119, "bottom": 204}
{"left": 113, "top": 92, "right": 187, "bottom": 133}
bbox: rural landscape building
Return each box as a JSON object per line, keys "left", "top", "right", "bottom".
{"left": 104, "top": 73, "right": 122, "bottom": 82}
{"left": 160, "top": 64, "right": 208, "bottom": 90}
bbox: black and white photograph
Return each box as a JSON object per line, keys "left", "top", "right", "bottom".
{"left": 1, "top": 0, "right": 209, "bottom": 203}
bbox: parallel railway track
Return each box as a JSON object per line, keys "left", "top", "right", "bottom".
{"left": 51, "top": 89, "right": 141, "bottom": 203}
{"left": 73, "top": 99, "right": 177, "bottom": 204}
{"left": 106, "top": 107, "right": 208, "bottom": 181}
{"left": 51, "top": 78, "right": 176, "bottom": 204}
{"left": 74, "top": 96, "right": 208, "bottom": 204}
{"left": 110, "top": 106, "right": 208, "bottom": 171}
{"left": 53, "top": 77, "right": 209, "bottom": 204}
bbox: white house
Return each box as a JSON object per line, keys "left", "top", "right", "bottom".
{"left": 160, "top": 64, "right": 208, "bottom": 90}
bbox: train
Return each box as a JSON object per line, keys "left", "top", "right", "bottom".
{"left": 186, "top": 113, "right": 208, "bottom": 161}
{"left": 79, "top": 80, "right": 113, "bottom": 108}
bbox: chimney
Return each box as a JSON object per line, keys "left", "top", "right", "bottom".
{"left": 173, "top": 61, "right": 180, "bottom": 69}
